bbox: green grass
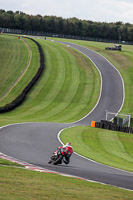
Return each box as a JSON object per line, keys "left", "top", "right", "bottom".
{"left": 0, "top": 39, "right": 100, "bottom": 125}
{"left": 0, "top": 36, "right": 40, "bottom": 107}
{"left": 0, "top": 158, "right": 23, "bottom": 167}
{"left": 0, "top": 165, "right": 133, "bottom": 200}
{"left": 0, "top": 35, "right": 28, "bottom": 101}
{"left": 60, "top": 126, "right": 133, "bottom": 172}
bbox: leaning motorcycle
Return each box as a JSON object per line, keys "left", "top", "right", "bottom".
{"left": 48, "top": 148, "right": 70, "bottom": 165}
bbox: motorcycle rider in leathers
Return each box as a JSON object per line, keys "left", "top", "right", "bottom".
{"left": 57, "top": 142, "right": 73, "bottom": 164}
{"left": 49, "top": 142, "right": 73, "bottom": 164}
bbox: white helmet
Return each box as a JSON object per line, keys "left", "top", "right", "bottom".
{"left": 66, "top": 142, "right": 71, "bottom": 146}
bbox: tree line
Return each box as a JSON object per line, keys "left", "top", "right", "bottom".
{"left": 0, "top": 9, "right": 133, "bottom": 41}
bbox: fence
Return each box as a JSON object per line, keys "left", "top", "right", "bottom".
{"left": 106, "top": 110, "right": 131, "bottom": 127}
{"left": 1, "top": 27, "right": 133, "bottom": 45}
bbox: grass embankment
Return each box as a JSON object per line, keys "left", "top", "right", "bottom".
{"left": 0, "top": 166, "right": 133, "bottom": 200}
{"left": 60, "top": 126, "right": 133, "bottom": 172}
{"left": 0, "top": 35, "right": 40, "bottom": 107}
{"left": 0, "top": 38, "right": 100, "bottom": 125}
{"left": 0, "top": 35, "right": 28, "bottom": 101}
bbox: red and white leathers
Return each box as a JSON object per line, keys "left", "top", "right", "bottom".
{"left": 58, "top": 143, "right": 73, "bottom": 154}
{"left": 57, "top": 143, "right": 73, "bottom": 164}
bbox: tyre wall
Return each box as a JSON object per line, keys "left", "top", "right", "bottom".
{"left": 95, "top": 120, "right": 133, "bottom": 134}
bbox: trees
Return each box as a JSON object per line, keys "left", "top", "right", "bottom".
{"left": 0, "top": 9, "right": 133, "bottom": 41}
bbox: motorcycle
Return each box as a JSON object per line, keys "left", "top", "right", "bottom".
{"left": 48, "top": 148, "right": 71, "bottom": 165}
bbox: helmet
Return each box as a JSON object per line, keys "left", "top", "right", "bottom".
{"left": 66, "top": 142, "right": 71, "bottom": 146}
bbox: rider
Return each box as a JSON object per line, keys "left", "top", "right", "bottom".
{"left": 57, "top": 142, "right": 73, "bottom": 164}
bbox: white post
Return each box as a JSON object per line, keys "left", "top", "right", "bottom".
{"left": 106, "top": 110, "right": 108, "bottom": 121}
{"left": 128, "top": 114, "right": 131, "bottom": 127}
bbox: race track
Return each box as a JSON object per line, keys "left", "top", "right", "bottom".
{"left": 1, "top": 40, "right": 133, "bottom": 190}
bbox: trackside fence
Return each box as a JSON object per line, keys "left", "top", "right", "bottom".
{"left": 1, "top": 27, "right": 133, "bottom": 45}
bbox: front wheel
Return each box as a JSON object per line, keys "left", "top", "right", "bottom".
{"left": 53, "top": 155, "right": 63, "bottom": 165}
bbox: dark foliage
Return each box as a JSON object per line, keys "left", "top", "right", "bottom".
{"left": 0, "top": 9, "right": 133, "bottom": 41}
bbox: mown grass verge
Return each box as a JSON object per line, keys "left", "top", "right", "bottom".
{"left": 0, "top": 158, "right": 23, "bottom": 167}
{"left": 60, "top": 126, "right": 133, "bottom": 172}
{"left": 0, "top": 165, "right": 133, "bottom": 200}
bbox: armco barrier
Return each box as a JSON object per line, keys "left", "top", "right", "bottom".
{"left": 0, "top": 37, "right": 45, "bottom": 113}
{"left": 95, "top": 120, "right": 133, "bottom": 134}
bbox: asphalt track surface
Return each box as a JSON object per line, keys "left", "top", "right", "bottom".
{"left": 0, "top": 39, "right": 133, "bottom": 191}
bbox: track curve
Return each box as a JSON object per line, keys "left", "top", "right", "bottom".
{"left": 0, "top": 40, "right": 133, "bottom": 190}
{"left": 59, "top": 41, "right": 124, "bottom": 125}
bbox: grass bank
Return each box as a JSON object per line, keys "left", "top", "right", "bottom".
{"left": 0, "top": 35, "right": 28, "bottom": 101}
{"left": 0, "top": 39, "right": 100, "bottom": 125}
{"left": 0, "top": 35, "right": 40, "bottom": 107}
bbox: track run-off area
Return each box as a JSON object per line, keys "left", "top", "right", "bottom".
{"left": 0, "top": 37, "right": 133, "bottom": 191}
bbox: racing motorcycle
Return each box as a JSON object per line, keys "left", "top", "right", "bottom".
{"left": 48, "top": 148, "right": 71, "bottom": 165}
